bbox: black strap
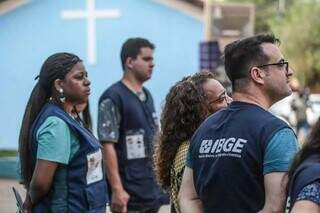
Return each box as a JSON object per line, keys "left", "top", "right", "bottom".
{"left": 12, "top": 187, "right": 25, "bottom": 213}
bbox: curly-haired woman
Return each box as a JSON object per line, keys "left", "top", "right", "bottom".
{"left": 154, "top": 71, "right": 232, "bottom": 213}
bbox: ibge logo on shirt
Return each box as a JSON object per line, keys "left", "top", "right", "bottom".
{"left": 198, "top": 137, "right": 247, "bottom": 158}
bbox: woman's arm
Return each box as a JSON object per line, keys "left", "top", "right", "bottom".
{"left": 178, "top": 167, "right": 203, "bottom": 213}
{"left": 291, "top": 181, "right": 320, "bottom": 213}
{"left": 29, "top": 159, "right": 58, "bottom": 204}
{"left": 291, "top": 200, "right": 320, "bottom": 213}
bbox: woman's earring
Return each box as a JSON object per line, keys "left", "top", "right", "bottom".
{"left": 58, "top": 88, "right": 65, "bottom": 103}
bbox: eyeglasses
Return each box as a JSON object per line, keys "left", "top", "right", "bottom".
{"left": 208, "top": 91, "right": 229, "bottom": 105}
{"left": 257, "top": 61, "right": 289, "bottom": 73}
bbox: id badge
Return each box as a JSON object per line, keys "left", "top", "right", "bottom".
{"left": 86, "top": 149, "right": 103, "bottom": 185}
{"left": 126, "top": 133, "right": 146, "bottom": 160}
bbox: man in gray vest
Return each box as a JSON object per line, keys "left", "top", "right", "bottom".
{"left": 179, "top": 34, "right": 299, "bottom": 213}
{"left": 98, "top": 38, "right": 168, "bottom": 213}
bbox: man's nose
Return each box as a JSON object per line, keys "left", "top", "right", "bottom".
{"left": 287, "top": 66, "right": 294, "bottom": 76}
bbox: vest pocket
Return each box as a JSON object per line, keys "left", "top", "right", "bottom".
{"left": 84, "top": 181, "right": 108, "bottom": 210}
{"left": 123, "top": 165, "right": 156, "bottom": 203}
{"left": 124, "top": 161, "right": 153, "bottom": 180}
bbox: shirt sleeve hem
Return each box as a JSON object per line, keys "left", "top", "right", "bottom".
{"left": 100, "top": 139, "right": 118, "bottom": 143}
{"left": 37, "top": 156, "right": 68, "bottom": 165}
{"left": 185, "top": 161, "right": 193, "bottom": 169}
{"left": 263, "top": 164, "right": 289, "bottom": 175}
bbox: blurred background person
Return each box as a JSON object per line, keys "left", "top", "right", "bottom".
{"left": 98, "top": 38, "right": 168, "bottom": 213}
{"left": 291, "top": 88, "right": 311, "bottom": 143}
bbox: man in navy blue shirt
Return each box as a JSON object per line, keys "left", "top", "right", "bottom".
{"left": 179, "top": 34, "right": 299, "bottom": 213}
{"left": 98, "top": 38, "right": 168, "bottom": 213}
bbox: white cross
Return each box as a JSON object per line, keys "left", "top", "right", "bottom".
{"left": 61, "top": 0, "right": 121, "bottom": 65}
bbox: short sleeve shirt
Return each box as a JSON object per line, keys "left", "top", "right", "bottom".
{"left": 36, "top": 116, "right": 79, "bottom": 163}
{"left": 263, "top": 128, "right": 299, "bottom": 174}
{"left": 36, "top": 116, "right": 80, "bottom": 212}
{"left": 296, "top": 180, "right": 320, "bottom": 205}
{"left": 97, "top": 99, "right": 121, "bottom": 143}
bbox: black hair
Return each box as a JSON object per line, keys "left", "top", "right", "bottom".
{"left": 224, "top": 33, "right": 280, "bottom": 91}
{"left": 120, "top": 37, "right": 155, "bottom": 70}
{"left": 18, "top": 52, "right": 81, "bottom": 187}
{"left": 82, "top": 101, "right": 92, "bottom": 131}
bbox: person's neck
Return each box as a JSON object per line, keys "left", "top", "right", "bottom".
{"left": 232, "top": 91, "right": 272, "bottom": 111}
{"left": 63, "top": 102, "right": 76, "bottom": 116}
{"left": 121, "top": 75, "right": 144, "bottom": 93}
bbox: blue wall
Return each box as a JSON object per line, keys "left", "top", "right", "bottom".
{"left": 0, "top": 0, "right": 202, "bottom": 149}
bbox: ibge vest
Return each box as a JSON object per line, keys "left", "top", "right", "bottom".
{"left": 190, "top": 101, "right": 289, "bottom": 213}
{"left": 29, "top": 103, "right": 108, "bottom": 213}
{"left": 99, "top": 81, "right": 167, "bottom": 210}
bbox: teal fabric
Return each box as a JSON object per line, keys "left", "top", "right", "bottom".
{"left": 263, "top": 128, "right": 299, "bottom": 175}
{"left": 36, "top": 116, "right": 80, "bottom": 212}
{"left": 186, "top": 145, "right": 193, "bottom": 169}
{"left": 36, "top": 116, "right": 79, "bottom": 163}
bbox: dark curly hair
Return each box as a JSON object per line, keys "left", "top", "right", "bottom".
{"left": 154, "top": 71, "right": 215, "bottom": 191}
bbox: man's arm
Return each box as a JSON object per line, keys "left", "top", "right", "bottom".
{"left": 259, "top": 172, "right": 287, "bottom": 213}
{"left": 178, "top": 167, "right": 203, "bottom": 213}
{"left": 291, "top": 200, "right": 320, "bottom": 213}
{"left": 260, "top": 128, "right": 299, "bottom": 213}
{"left": 98, "top": 98, "right": 129, "bottom": 213}
{"left": 102, "top": 143, "right": 129, "bottom": 213}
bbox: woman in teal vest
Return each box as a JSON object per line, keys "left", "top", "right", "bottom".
{"left": 18, "top": 53, "right": 108, "bottom": 212}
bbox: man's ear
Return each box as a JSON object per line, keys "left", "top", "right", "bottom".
{"left": 126, "top": 57, "right": 134, "bottom": 70}
{"left": 54, "top": 79, "right": 64, "bottom": 92}
{"left": 250, "top": 67, "right": 265, "bottom": 85}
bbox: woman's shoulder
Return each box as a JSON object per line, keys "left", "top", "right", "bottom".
{"left": 173, "top": 141, "right": 190, "bottom": 173}
{"left": 37, "top": 116, "right": 69, "bottom": 135}
{"left": 41, "top": 116, "right": 67, "bottom": 127}
{"left": 36, "top": 115, "right": 80, "bottom": 164}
